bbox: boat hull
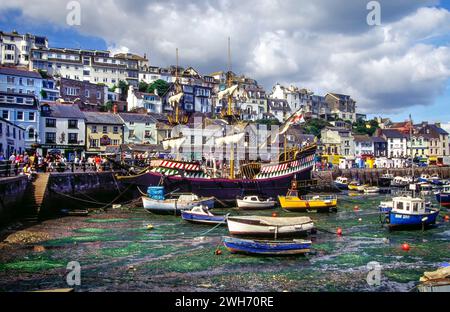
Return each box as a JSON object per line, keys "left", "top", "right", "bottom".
{"left": 436, "top": 193, "right": 450, "bottom": 207}
{"left": 142, "top": 196, "right": 215, "bottom": 215}
{"left": 223, "top": 237, "right": 311, "bottom": 256}
{"left": 181, "top": 211, "right": 227, "bottom": 225}
{"left": 388, "top": 210, "right": 440, "bottom": 229}
{"left": 334, "top": 182, "right": 348, "bottom": 190}
{"left": 278, "top": 196, "right": 337, "bottom": 212}
{"left": 120, "top": 166, "right": 313, "bottom": 202}
{"left": 236, "top": 199, "right": 275, "bottom": 210}
{"left": 227, "top": 217, "right": 314, "bottom": 238}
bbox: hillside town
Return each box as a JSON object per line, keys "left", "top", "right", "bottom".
{"left": 1, "top": 30, "right": 449, "bottom": 170}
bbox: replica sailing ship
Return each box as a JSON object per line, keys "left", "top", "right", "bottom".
{"left": 117, "top": 40, "right": 317, "bottom": 202}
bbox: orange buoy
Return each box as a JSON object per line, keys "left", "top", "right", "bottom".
{"left": 353, "top": 205, "right": 359, "bottom": 211}
{"left": 215, "top": 249, "right": 222, "bottom": 255}
{"left": 337, "top": 228, "right": 343, "bottom": 236}
{"left": 444, "top": 215, "right": 450, "bottom": 222}
{"left": 272, "top": 212, "right": 278, "bottom": 218}
{"left": 401, "top": 243, "right": 410, "bottom": 251}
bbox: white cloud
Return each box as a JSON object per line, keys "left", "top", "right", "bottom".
{"left": 1, "top": 0, "right": 449, "bottom": 114}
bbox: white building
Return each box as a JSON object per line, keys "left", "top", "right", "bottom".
{"left": 31, "top": 48, "right": 146, "bottom": 88}
{"left": 119, "top": 113, "right": 158, "bottom": 145}
{"left": 354, "top": 135, "right": 374, "bottom": 156}
{"left": 270, "top": 84, "right": 314, "bottom": 115}
{"left": 380, "top": 129, "right": 408, "bottom": 158}
{"left": 127, "top": 85, "right": 163, "bottom": 113}
{"left": 0, "top": 117, "right": 25, "bottom": 158}
{"left": 39, "top": 102, "right": 86, "bottom": 160}
{"left": 0, "top": 31, "right": 48, "bottom": 67}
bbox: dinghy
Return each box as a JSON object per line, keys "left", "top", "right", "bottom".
{"left": 181, "top": 206, "right": 227, "bottom": 225}
{"left": 236, "top": 196, "right": 276, "bottom": 210}
{"left": 227, "top": 216, "right": 315, "bottom": 238}
{"left": 278, "top": 189, "right": 337, "bottom": 212}
{"left": 223, "top": 236, "right": 312, "bottom": 256}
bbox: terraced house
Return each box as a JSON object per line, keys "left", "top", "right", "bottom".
{"left": 39, "top": 102, "right": 86, "bottom": 160}
{"left": 0, "top": 67, "right": 42, "bottom": 148}
{"left": 84, "top": 112, "right": 124, "bottom": 155}
{"left": 119, "top": 113, "right": 157, "bottom": 145}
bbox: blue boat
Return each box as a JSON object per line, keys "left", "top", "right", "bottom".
{"left": 181, "top": 206, "right": 228, "bottom": 225}
{"left": 384, "top": 196, "right": 440, "bottom": 230}
{"left": 334, "top": 177, "right": 349, "bottom": 190}
{"left": 223, "top": 236, "right": 312, "bottom": 256}
{"left": 435, "top": 185, "right": 450, "bottom": 207}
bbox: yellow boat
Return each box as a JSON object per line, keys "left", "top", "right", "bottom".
{"left": 347, "top": 181, "right": 361, "bottom": 191}
{"left": 278, "top": 190, "right": 338, "bottom": 212}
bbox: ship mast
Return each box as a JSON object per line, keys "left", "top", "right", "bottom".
{"left": 175, "top": 48, "right": 180, "bottom": 124}
{"left": 410, "top": 114, "right": 415, "bottom": 197}
{"left": 227, "top": 37, "right": 235, "bottom": 179}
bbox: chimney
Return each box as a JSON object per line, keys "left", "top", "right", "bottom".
{"left": 113, "top": 104, "right": 118, "bottom": 114}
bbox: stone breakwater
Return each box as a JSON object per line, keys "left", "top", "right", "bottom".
{"left": 313, "top": 166, "right": 450, "bottom": 185}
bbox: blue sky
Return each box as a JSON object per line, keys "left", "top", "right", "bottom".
{"left": 1, "top": 1, "right": 450, "bottom": 124}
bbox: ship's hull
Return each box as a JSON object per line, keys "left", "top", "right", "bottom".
{"left": 119, "top": 166, "right": 313, "bottom": 202}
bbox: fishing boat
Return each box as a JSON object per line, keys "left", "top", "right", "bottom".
{"left": 278, "top": 189, "right": 337, "bottom": 212}
{"left": 142, "top": 187, "right": 215, "bottom": 215}
{"left": 227, "top": 216, "right": 315, "bottom": 238}
{"left": 334, "top": 177, "right": 349, "bottom": 190}
{"left": 378, "top": 173, "right": 394, "bottom": 187}
{"left": 181, "top": 206, "right": 228, "bottom": 225}
{"left": 383, "top": 195, "right": 440, "bottom": 229}
{"left": 435, "top": 184, "right": 450, "bottom": 207}
{"left": 348, "top": 181, "right": 366, "bottom": 192}
{"left": 363, "top": 186, "right": 380, "bottom": 194}
{"left": 418, "top": 266, "right": 450, "bottom": 292}
{"left": 223, "top": 236, "right": 312, "bottom": 256}
{"left": 236, "top": 196, "right": 276, "bottom": 210}
{"left": 430, "top": 174, "right": 444, "bottom": 186}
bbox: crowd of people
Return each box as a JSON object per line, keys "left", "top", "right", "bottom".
{"left": 0, "top": 151, "right": 116, "bottom": 180}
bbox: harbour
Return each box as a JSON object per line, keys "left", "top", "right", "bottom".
{"left": 0, "top": 190, "right": 448, "bottom": 292}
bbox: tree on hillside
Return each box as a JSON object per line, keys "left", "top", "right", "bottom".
{"left": 148, "top": 79, "right": 170, "bottom": 96}
{"left": 352, "top": 119, "right": 379, "bottom": 136}
{"left": 300, "top": 118, "right": 332, "bottom": 138}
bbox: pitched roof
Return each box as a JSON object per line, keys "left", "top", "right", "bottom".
{"left": 0, "top": 67, "right": 42, "bottom": 79}
{"left": 118, "top": 113, "right": 157, "bottom": 124}
{"left": 41, "top": 103, "right": 85, "bottom": 119}
{"left": 353, "top": 134, "right": 371, "bottom": 142}
{"left": 381, "top": 129, "right": 408, "bottom": 138}
{"left": 83, "top": 112, "right": 123, "bottom": 125}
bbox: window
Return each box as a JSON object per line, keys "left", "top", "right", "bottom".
{"left": 6, "top": 76, "right": 15, "bottom": 84}
{"left": 128, "top": 130, "right": 135, "bottom": 138}
{"left": 45, "top": 132, "right": 56, "bottom": 144}
{"left": 85, "top": 89, "right": 90, "bottom": 97}
{"left": 46, "top": 118, "right": 56, "bottom": 128}
{"left": 28, "top": 112, "right": 35, "bottom": 121}
{"left": 83, "top": 70, "right": 90, "bottom": 76}
{"left": 68, "top": 133, "right": 78, "bottom": 144}
{"left": 68, "top": 120, "right": 78, "bottom": 129}
{"left": 28, "top": 128, "right": 35, "bottom": 140}
{"left": 92, "top": 126, "right": 97, "bottom": 133}
{"left": 90, "top": 139, "right": 99, "bottom": 148}
{"left": 2, "top": 110, "right": 9, "bottom": 119}
{"left": 97, "top": 91, "right": 101, "bottom": 99}
{"left": 27, "top": 79, "right": 34, "bottom": 86}
{"left": 103, "top": 126, "right": 108, "bottom": 133}
{"left": 144, "top": 130, "right": 151, "bottom": 138}
{"left": 113, "top": 126, "right": 119, "bottom": 134}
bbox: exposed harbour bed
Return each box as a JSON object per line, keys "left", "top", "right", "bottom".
{"left": 0, "top": 193, "right": 449, "bottom": 292}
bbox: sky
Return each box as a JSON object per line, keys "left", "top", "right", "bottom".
{"left": 1, "top": 0, "right": 450, "bottom": 126}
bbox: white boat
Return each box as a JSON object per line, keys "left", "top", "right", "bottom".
{"left": 334, "top": 177, "right": 349, "bottom": 189}
{"left": 181, "top": 206, "right": 228, "bottom": 225}
{"left": 391, "top": 176, "right": 412, "bottom": 187}
{"left": 227, "top": 216, "right": 315, "bottom": 238}
{"left": 142, "top": 193, "right": 215, "bottom": 215}
{"left": 236, "top": 196, "right": 276, "bottom": 210}
{"left": 364, "top": 186, "right": 380, "bottom": 194}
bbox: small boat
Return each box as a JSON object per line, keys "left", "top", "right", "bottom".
{"left": 278, "top": 189, "right": 337, "bottom": 212}
{"left": 236, "top": 196, "right": 276, "bottom": 210}
{"left": 430, "top": 174, "right": 444, "bottom": 186}
{"left": 418, "top": 174, "right": 431, "bottom": 183}
{"left": 390, "top": 176, "right": 412, "bottom": 187}
{"left": 227, "top": 216, "right": 315, "bottom": 238}
{"left": 223, "top": 236, "right": 312, "bottom": 256}
{"left": 379, "top": 173, "right": 394, "bottom": 187}
{"left": 142, "top": 189, "right": 215, "bottom": 215}
{"left": 435, "top": 184, "right": 450, "bottom": 207}
{"left": 181, "top": 206, "right": 227, "bottom": 225}
{"left": 418, "top": 266, "right": 450, "bottom": 292}
{"left": 379, "top": 201, "right": 393, "bottom": 213}
{"left": 334, "top": 177, "right": 349, "bottom": 190}
{"left": 363, "top": 186, "right": 380, "bottom": 194}
{"left": 348, "top": 180, "right": 362, "bottom": 191}
{"left": 382, "top": 195, "right": 440, "bottom": 229}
